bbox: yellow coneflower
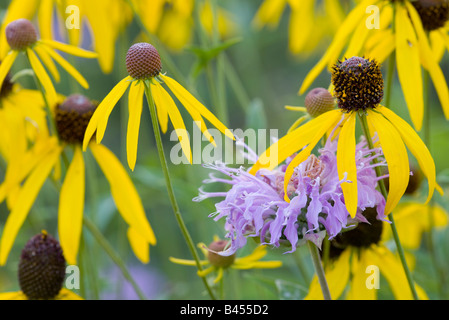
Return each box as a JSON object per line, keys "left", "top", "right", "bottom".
{"left": 306, "top": 203, "right": 448, "bottom": 300}
{"left": 0, "top": 94, "right": 156, "bottom": 266}
{"left": 252, "top": 0, "right": 345, "bottom": 55}
{"left": 83, "top": 42, "right": 235, "bottom": 171}
{"left": 169, "top": 237, "right": 282, "bottom": 284}
{"left": 0, "top": 231, "right": 82, "bottom": 300}
{"left": 0, "top": 0, "right": 132, "bottom": 74}
{"left": 250, "top": 56, "right": 439, "bottom": 220}
{"left": 0, "top": 70, "right": 49, "bottom": 162}
{"left": 299, "top": 0, "right": 449, "bottom": 131}
{"left": 0, "top": 18, "right": 97, "bottom": 106}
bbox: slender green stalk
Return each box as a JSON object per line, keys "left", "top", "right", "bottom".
{"left": 384, "top": 53, "right": 395, "bottom": 109}
{"left": 307, "top": 241, "right": 331, "bottom": 300}
{"left": 195, "top": 0, "right": 229, "bottom": 125}
{"left": 144, "top": 84, "right": 217, "bottom": 300}
{"left": 79, "top": 232, "right": 100, "bottom": 299}
{"left": 358, "top": 112, "right": 419, "bottom": 300}
{"left": 222, "top": 54, "right": 251, "bottom": 112}
{"left": 83, "top": 216, "right": 147, "bottom": 300}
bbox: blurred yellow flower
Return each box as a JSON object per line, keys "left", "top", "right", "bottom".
{"left": 0, "top": 18, "right": 97, "bottom": 107}
{"left": 299, "top": 0, "right": 449, "bottom": 131}
{"left": 170, "top": 237, "right": 282, "bottom": 284}
{"left": 83, "top": 42, "right": 234, "bottom": 171}
{"left": 0, "top": 73, "right": 49, "bottom": 163}
{"left": 0, "top": 94, "right": 156, "bottom": 266}
{"left": 131, "top": 0, "right": 237, "bottom": 52}
{"left": 253, "top": 0, "right": 345, "bottom": 56}
{"left": 0, "top": 0, "right": 132, "bottom": 73}
{"left": 0, "top": 231, "right": 83, "bottom": 300}
{"left": 306, "top": 207, "right": 434, "bottom": 300}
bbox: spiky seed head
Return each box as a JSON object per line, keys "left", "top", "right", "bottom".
{"left": 331, "top": 56, "right": 384, "bottom": 113}
{"left": 125, "top": 42, "right": 162, "bottom": 79}
{"left": 18, "top": 231, "right": 66, "bottom": 300}
{"left": 304, "top": 88, "right": 335, "bottom": 117}
{"left": 5, "top": 19, "right": 38, "bottom": 50}
{"left": 56, "top": 94, "right": 97, "bottom": 144}
{"left": 206, "top": 240, "right": 236, "bottom": 268}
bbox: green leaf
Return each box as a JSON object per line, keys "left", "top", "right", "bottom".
{"left": 188, "top": 37, "right": 242, "bottom": 78}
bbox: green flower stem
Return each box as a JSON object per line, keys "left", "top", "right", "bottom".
{"left": 384, "top": 53, "right": 395, "bottom": 109}
{"left": 194, "top": 0, "right": 229, "bottom": 125}
{"left": 222, "top": 54, "right": 251, "bottom": 112}
{"left": 144, "top": 84, "right": 217, "bottom": 300}
{"left": 83, "top": 216, "right": 147, "bottom": 300}
{"left": 358, "top": 112, "right": 419, "bottom": 300}
{"left": 307, "top": 241, "right": 331, "bottom": 300}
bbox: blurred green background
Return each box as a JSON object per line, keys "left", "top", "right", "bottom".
{"left": 0, "top": 0, "right": 448, "bottom": 300}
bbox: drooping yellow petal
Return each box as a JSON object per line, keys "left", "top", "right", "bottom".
{"left": 169, "top": 256, "right": 208, "bottom": 267}
{"left": 126, "top": 81, "right": 145, "bottom": 171}
{"left": 38, "top": 39, "right": 98, "bottom": 59}
{"left": 232, "top": 260, "right": 282, "bottom": 270}
{"left": 0, "top": 145, "right": 62, "bottom": 265}
{"left": 287, "top": 115, "right": 308, "bottom": 133}
{"left": 161, "top": 74, "right": 235, "bottom": 141}
{"left": 287, "top": 0, "right": 314, "bottom": 54}
{"left": 368, "top": 110, "right": 409, "bottom": 215}
{"left": 283, "top": 142, "right": 316, "bottom": 202}
{"left": 58, "top": 146, "right": 85, "bottom": 266}
{"left": 378, "top": 106, "right": 436, "bottom": 203}
{"left": 383, "top": 202, "right": 448, "bottom": 250}
{"left": 395, "top": 2, "right": 424, "bottom": 131}
{"left": 37, "top": 0, "right": 53, "bottom": 41}
{"left": 337, "top": 112, "right": 357, "bottom": 218}
{"left": 26, "top": 48, "right": 57, "bottom": 107}
{"left": 150, "top": 82, "right": 192, "bottom": 164}
{"left": 0, "top": 50, "right": 18, "bottom": 88}
{"left": 370, "top": 246, "right": 428, "bottom": 300}
{"left": 38, "top": 44, "right": 89, "bottom": 88}
{"left": 83, "top": 76, "right": 132, "bottom": 150}
{"left": 89, "top": 142, "right": 156, "bottom": 245}
{"left": 33, "top": 44, "right": 60, "bottom": 82}
{"left": 127, "top": 227, "right": 150, "bottom": 264}
{"left": 236, "top": 245, "right": 268, "bottom": 263}
{"left": 345, "top": 250, "right": 376, "bottom": 300}
{"left": 305, "top": 248, "right": 351, "bottom": 300}
{"left": 250, "top": 109, "right": 342, "bottom": 175}
{"left": 405, "top": 1, "right": 449, "bottom": 120}
{"left": 365, "top": 29, "right": 395, "bottom": 64}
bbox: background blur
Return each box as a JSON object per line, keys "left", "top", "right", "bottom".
{"left": 0, "top": 0, "right": 448, "bottom": 300}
